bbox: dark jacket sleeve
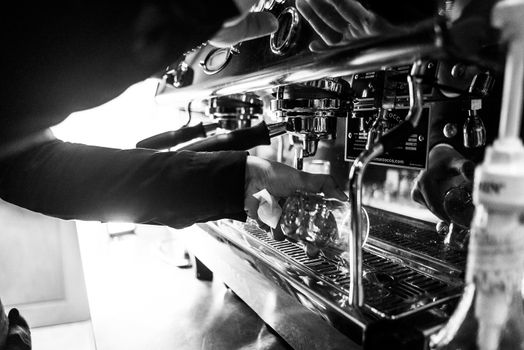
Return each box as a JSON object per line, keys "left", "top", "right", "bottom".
{"left": 0, "top": 140, "right": 248, "bottom": 229}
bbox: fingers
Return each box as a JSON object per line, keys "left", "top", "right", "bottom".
{"left": 242, "top": 12, "right": 279, "bottom": 40}
{"left": 308, "top": 39, "right": 331, "bottom": 52}
{"left": 420, "top": 189, "right": 450, "bottom": 222}
{"left": 209, "top": 12, "right": 278, "bottom": 48}
{"left": 299, "top": 0, "right": 348, "bottom": 33}
{"left": 297, "top": 0, "right": 399, "bottom": 48}
{"left": 447, "top": 157, "right": 475, "bottom": 185}
{"left": 301, "top": 173, "right": 348, "bottom": 201}
{"left": 410, "top": 181, "right": 427, "bottom": 207}
{"left": 244, "top": 194, "right": 260, "bottom": 220}
{"left": 329, "top": 0, "right": 371, "bottom": 33}
{"left": 411, "top": 181, "right": 450, "bottom": 222}
{"left": 297, "top": 0, "right": 376, "bottom": 46}
{"left": 412, "top": 172, "right": 451, "bottom": 222}
{"left": 245, "top": 157, "right": 347, "bottom": 226}
{"left": 459, "top": 160, "right": 475, "bottom": 182}
{"left": 296, "top": 0, "right": 343, "bottom": 45}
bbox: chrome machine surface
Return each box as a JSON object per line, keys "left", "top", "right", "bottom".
{"left": 153, "top": 0, "right": 497, "bottom": 348}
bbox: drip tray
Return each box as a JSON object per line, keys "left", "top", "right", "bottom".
{"left": 366, "top": 207, "right": 466, "bottom": 271}
{"left": 239, "top": 220, "right": 463, "bottom": 320}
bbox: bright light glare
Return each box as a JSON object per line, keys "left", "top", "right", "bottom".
{"left": 106, "top": 222, "right": 136, "bottom": 235}
{"left": 52, "top": 79, "right": 189, "bottom": 149}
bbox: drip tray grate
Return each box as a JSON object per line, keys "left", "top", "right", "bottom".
{"left": 241, "top": 221, "right": 462, "bottom": 319}
{"left": 367, "top": 209, "right": 467, "bottom": 268}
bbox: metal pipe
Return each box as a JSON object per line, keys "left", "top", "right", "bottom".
{"left": 347, "top": 61, "right": 425, "bottom": 307}
{"left": 498, "top": 37, "right": 524, "bottom": 140}
{"left": 348, "top": 144, "right": 384, "bottom": 307}
{"left": 406, "top": 62, "right": 426, "bottom": 127}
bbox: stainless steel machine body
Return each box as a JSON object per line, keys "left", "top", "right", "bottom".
{"left": 154, "top": 0, "right": 498, "bottom": 348}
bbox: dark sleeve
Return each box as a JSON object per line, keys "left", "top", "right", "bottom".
{"left": 0, "top": 140, "right": 248, "bottom": 229}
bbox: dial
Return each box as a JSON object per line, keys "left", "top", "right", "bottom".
{"left": 200, "top": 48, "right": 233, "bottom": 75}
{"left": 270, "top": 7, "right": 301, "bottom": 55}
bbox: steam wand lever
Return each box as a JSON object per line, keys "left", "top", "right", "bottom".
{"left": 347, "top": 60, "right": 425, "bottom": 307}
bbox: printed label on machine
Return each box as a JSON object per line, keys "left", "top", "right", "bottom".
{"left": 344, "top": 108, "right": 430, "bottom": 169}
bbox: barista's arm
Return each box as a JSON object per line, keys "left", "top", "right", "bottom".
{"left": 0, "top": 138, "right": 248, "bottom": 229}
{"left": 0, "top": 138, "right": 347, "bottom": 228}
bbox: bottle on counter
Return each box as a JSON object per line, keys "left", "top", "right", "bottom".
{"left": 431, "top": 1, "right": 524, "bottom": 347}
{"left": 430, "top": 139, "right": 524, "bottom": 350}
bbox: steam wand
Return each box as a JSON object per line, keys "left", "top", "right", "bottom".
{"left": 347, "top": 61, "right": 425, "bottom": 307}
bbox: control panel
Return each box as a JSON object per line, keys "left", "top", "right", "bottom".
{"left": 345, "top": 64, "right": 437, "bottom": 169}
{"left": 345, "top": 107, "right": 430, "bottom": 168}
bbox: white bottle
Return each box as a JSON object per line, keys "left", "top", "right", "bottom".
{"left": 431, "top": 139, "right": 524, "bottom": 350}
{"left": 431, "top": 1, "right": 524, "bottom": 348}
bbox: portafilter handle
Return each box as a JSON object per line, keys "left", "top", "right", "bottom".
{"left": 136, "top": 122, "right": 218, "bottom": 150}
{"left": 177, "top": 121, "right": 287, "bottom": 152}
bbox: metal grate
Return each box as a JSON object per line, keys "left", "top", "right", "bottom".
{"left": 367, "top": 209, "right": 466, "bottom": 268}
{"left": 241, "top": 221, "right": 462, "bottom": 319}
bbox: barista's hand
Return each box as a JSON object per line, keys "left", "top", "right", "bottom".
{"left": 209, "top": 1, "right": 278, "bottom": 48}
{"left": 295, "top": 0, "right": 402, "bottom": 51}
{"left": 411, "top": 144, "right": 475, "bottom": 228}
{"left": 244, "top": 156, "right": 347, "bottom": 219}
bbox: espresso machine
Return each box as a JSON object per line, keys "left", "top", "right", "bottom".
{"left": 148, "top": 0, "right": 500, "bottom": 348}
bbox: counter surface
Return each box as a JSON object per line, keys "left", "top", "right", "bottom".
{"left": 76, "top": 222, "right": 295, "bottom": 350}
